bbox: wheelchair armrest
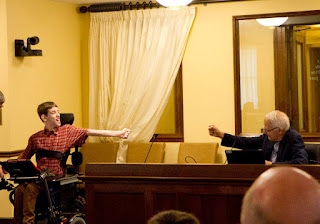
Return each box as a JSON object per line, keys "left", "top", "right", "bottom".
{"left": 9, "top": 176, "right": 40, "bottom": 183}
{"left": 51, "top": 175, "right": 79, "bottom": 186}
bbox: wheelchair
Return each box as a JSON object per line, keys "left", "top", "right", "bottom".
{"left": 0, "top": 160, "right": 86, "bottom": 224}
{"left": 0, "top": 113, "right": 86, "bottom": 224}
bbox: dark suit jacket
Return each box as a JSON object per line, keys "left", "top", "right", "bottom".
{"left": 221, "top": 128, "right": 308, "bottom": 164}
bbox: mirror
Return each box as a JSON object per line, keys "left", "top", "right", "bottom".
{"left": 233, "top": 10, "right": 320, "bottom": 141}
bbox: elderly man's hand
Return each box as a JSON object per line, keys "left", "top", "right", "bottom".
{"left": 208, "top": 125, "right": 224, "bottom": 139}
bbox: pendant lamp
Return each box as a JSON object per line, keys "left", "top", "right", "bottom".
{"left": 256, "top": 17, "right": 288, "bottom": 27}
{"left": 157, "top": 0, "right": 193, "bottom": 7}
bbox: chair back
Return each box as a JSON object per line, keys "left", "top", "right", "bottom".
{"left": 178, "top": 143, "right": 219, "bottom": 164}
{"left": 126, "top": 142, "right": 165, "bottom": 163}
{"left": 305, "top": 143, "right": 320, "bottom": 164}
{"left": 79, "top": 143, "right": 119, "bottom": 173}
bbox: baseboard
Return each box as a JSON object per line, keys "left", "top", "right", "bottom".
{"left": 0, "top": 218, "right": 13, "bottom": 224}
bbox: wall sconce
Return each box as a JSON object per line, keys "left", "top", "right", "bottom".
{"left": 15, "top": 36, "right": 42, "bottom": 57}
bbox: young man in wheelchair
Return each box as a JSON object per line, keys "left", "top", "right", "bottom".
{"left": 14, "top": 101, "right": 131, "bottom": 224}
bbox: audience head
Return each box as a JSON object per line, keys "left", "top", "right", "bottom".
{"left": 148, "top": 210, "right": 200, "bottom": 224}
{"left": 263, "top": 110, "right": 290, "bottom": 141}
{"left": 37, "top": 101, "right": 58, "bottom": 122}
{"left": 0, "top": 90, "right": 5, "bottom": 108}
{"left": 241, "top": 167, "right": 320, "bottom": 224}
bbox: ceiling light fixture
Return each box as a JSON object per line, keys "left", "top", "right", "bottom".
{"left": 256, "top": 17, "right": 289, "bottom": 27}
{"left": 157, "top": 0, "right": 193, "bottom": 8}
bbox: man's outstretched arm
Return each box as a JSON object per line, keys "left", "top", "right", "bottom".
{"left": 87, "top": 128, "right": 131, "bottom": 139}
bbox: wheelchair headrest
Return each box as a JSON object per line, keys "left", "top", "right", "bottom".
{"left": 60, "top": 113, "right": 74, "bottom": 126}
{"left": 60, "top": 113, "right": 83, "bottom": 170}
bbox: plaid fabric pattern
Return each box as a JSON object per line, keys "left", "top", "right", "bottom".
{"left": 20, "top": 124, "right": 88, "bottom": 176}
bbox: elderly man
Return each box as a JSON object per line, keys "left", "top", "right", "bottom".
{"left": 241, "top": 167, "right": 320, "bottom": 224}
{"left": 208, "top": 110, "right": 308, "bottom": 164}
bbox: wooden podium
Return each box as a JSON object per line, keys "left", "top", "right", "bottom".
{"left": 81, "top": 164, "right": 320, "bottom": 224}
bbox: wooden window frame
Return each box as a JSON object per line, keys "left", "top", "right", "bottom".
{"left": 154, "top": 66, "right": 184, "bottom": 142}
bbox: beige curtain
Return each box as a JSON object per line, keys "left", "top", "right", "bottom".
{"left": 89, "top": 7, "right": 195, "bottom": 163}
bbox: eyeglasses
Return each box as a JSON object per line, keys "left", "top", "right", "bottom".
{"left": 262, "top": 127, "right": 279, "bottom": 134}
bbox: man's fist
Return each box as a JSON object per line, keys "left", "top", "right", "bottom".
{"left": 120, "top": 128, "right": 131, "bottom": 139}
{"left": 208, "top": 125, "right": 224, "bottom": 139}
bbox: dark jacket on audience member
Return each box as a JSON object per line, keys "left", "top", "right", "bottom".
{"left": 221, "top": 128, "right": 308, "bottom": 164}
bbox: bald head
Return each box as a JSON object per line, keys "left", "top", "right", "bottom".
{"left": 241, "top": 167, "right": 320, "bottom": 224}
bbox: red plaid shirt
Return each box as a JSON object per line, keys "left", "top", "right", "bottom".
{"left": 20, "top": 124, "right": 88, "bottom": 177}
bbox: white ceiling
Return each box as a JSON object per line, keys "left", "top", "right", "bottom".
{"left": 49, "top": 0, "right": 153, "bottom": 4}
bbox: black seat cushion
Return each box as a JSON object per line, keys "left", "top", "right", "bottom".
{"left": 305, "top": 143, "right": 320, "bottom": 164}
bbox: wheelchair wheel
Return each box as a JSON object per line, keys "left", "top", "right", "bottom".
{"left": 69, "top": 216, "right": 86, "bottom": 224}
{"left": 9, "top": 190, "right": 15, "bottom": 205}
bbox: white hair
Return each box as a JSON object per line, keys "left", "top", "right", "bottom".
{"left": 265, "top": 110, "right": 290, "bottom": 131}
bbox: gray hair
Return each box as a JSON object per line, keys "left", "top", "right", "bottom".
{"left": 265, "top": 110, "right": 290, "bottom": 131}
{"left": 0, "top": 91, "right": 5, "bottom": 104}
